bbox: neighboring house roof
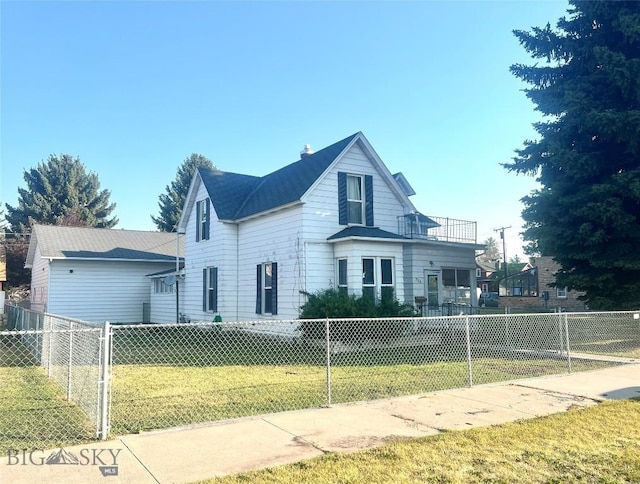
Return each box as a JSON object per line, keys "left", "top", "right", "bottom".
{"left": 476, "top": 257, "right": 497, "bottom": 273}
{"left": 327, "top": 226, "right": 408, "bottom": 241}
{"left": 25, "top": 225, "right": 185, "bottom": 268}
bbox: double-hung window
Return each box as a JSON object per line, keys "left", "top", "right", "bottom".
{"left": 256, "top": 262, "right": 278, "bottom": 315}
{"left": 338, "top": 172, "right": 374, "bottom": 226}
{"left": 196, "top": 198, "right": 210, "bottom": 242}
{"left": 362, "top": 257, "right": 395, "bottom": 300}
{"left": 362, "top": 258, "right": 376, "bottom": 299}
{"left": 347, "top": 175, "right": 363, "bottom": 224}
{"left": 202, "top": 267, "right": 217, "bottom": 312}
{"left": 556, "top": 287, "right": 568, "bottom": 298}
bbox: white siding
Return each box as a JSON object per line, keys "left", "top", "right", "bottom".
{"left": 237, "top": 206, "right": 305, "bottom": 321}
{"left": 30, "top": 246, "right": 50, "bottom": 313}
{"left": 150, "top": 279, "right": 185, "bottom": 324}
{"left": 403, "top": 242, "right": 478, "bottom": 305}
{"left": 302, "top": 142, "right": 409, "bottom": 241}
{"left": 182, "top": 180, "right": 238, "bottom": 323}
{"left": 47, "top": 259, "right": 174, "bottom": 323}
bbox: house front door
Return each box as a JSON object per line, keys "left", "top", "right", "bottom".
{"left": 424, "top": 270, "right": 440, "bottom": 309}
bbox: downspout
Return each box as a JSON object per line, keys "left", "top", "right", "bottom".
{"left": 236, "top": 223, "right": 240, "bottom": 322}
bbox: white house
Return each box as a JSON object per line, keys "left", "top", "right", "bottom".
{"left": 26, "top": 225, "right": 184, "bottom": 323}
{"left": 177, "top": 132, "right": 483, "bottom": 324}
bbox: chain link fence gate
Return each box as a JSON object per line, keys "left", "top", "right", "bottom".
{"left": 0, "top": 304, "right": 111, "bottom": 451}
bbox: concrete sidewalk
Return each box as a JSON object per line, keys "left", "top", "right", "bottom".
{"left": 2, "top": 364, "right": 639, "bottom": 484}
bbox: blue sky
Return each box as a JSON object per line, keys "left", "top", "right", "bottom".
{"left": 1, "top": 1, "right": 570, "bottom": 260}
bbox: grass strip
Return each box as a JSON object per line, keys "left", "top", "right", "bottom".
{"left": 204, "top": 399, "right": 640, "bottom": 484}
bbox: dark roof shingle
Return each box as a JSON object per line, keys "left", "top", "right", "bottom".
{"left": 199, "top": 133, "right": 360, "bottom": 220}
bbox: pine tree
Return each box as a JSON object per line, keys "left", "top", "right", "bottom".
{"left": 152, "top": 153, "right": 215, "bottom": 232}
{"left": 5, "top": 154, "right": 118, "bottom": 231}
{"left": 505, "top": 1, "right": 640, "bottom": 310}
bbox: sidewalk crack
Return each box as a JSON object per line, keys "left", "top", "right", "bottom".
{"left": 261, "top": 418, "right": 330, "bottom": 454}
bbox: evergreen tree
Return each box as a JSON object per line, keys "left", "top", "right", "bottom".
{"left": 477, "top": 236, "right": 501, "bottom": 263}
{"left": 5, "top": 154, "right": 118, "bottom": 231}
{"left": 505, "top": 1, "right": 640, "bottom": 310}
{"left": 152, "top": 153, "right": 215, "bottom": 232}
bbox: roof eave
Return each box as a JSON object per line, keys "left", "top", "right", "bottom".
{"left": 328, "top": 236, "right": 407, "bottom": 244}
{"left": 234, "top": 200, "right": 303, "bottom": 223}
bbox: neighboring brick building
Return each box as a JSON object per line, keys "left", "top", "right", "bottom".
{"left": 501, "top": 256, "right": 586, "bottom": 311}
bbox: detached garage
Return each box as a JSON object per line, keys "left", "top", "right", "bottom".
{"left": 25, "top": 225, "right": 184, "bottom": 323}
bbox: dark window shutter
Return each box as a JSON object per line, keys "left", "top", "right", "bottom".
{"left": 365, "top": 175, "right": 374, "bottom": 227}
{"left": 212, "top": 267, "right": 218, "bottom": 312}
{"left": 202, "top": 268, "right": 207, "bottom": 311}
{"left": 338, "top": 172, "right": 347, "bottom": 225}
{"left": 256, "top": 264, "right": 262, "bottom": 314}
{"left": 271, "top": 262, "right": 278, "bottom": 315}
{"left": 196, "top": 201, "right": 202, "bottom": 242}
{"left": 204, "top": 198, "right": 211, "bottom": 240}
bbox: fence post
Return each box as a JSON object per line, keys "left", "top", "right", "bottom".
{"left": 557, "top": 311, "right": 565, "bottom": 356}
{"left": 465, "top": 315, "right": 473, "bottom": 387}
{"left": 99, "top": 321, "right": 112, "bottom": 440}
{"left": 564, "top": 313, "right": 572, "bottom": 373}
{"left": 67, "top": 321, "right": 74, "bottom": 401}
{"left": 325, "top": 318, "right": 332, "bottom": 407}
{"left": 46, "top": 315, "right": 53, "bottom": 378}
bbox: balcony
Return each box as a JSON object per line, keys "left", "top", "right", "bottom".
{"left": 397, "top": 213, "right": 477, "bottom": 244}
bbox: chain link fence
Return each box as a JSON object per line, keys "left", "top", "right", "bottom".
{"left": 2, "top": 306, "right": 638, "bottom": 450}
{"left": 1, "top": 305, "right": 109, "bottom": 451}
{"left": 109, "top": 311, "right": 639, "bottom": 435}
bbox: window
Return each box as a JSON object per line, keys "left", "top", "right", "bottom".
{"left": 256, "top": 262, "right": 277, "bottom": 315}
{"left": 338, "top": 172, "right": 374, "bottom": 226}
{"left": 362, "top": 258, "right": 375, "bottom": 299}
{"left": 557, "top": 287, "right": 568, "bottom": 298}
{"left": 154, "top": 279, "right": 174, "bottom": 294}
{"left": 361, "top": 257, "right": 394, "bottom": 300}
{"left": 337, "top": 259, "right": 348, "bottom": 294}
{"left": 196, "top": 198, "right": 210, "bottom": 242}
{"left": 347, "top": 175, "right": 363, "bottom": 224}
{"left": 381, "top": 258, "right": 393, "bottom": 286}
{"left": 442, "top": 268, "right": 472, "bottom": 305}
{"left": 476, "top": 268, "right": 482, "bottom": 278}
{"left": 202, "top": 267, "right": 217, "bottom": 312}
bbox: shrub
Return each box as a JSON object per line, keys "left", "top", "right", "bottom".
{"left": 298, "top": 288, "right": 417, "bottom": 342}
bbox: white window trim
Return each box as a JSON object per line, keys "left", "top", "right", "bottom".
{"left": 361, "top": 257, "right": 395, "bottom": 299}
{"left": 557, "top": 287, "right": 568, "bottom": 298}
{"left": 347, "top": 174, "right": 364, "bottom": 225}
{"left": 262, "top": 262, "right": 273, "bottom": 314}
{"left": 337, "top": 258, "right": 348, "bottom": 292}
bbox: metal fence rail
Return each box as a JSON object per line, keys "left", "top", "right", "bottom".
{"left": 1, "top": 305, "right": 110, "bottom": 451}
{"left": 108, "top": 311, "right": 639, "bottom": 435}
{"left": 2, "top": 306, "right": 638, "bottom": 450}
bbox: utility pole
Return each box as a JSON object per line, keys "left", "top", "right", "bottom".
{"left": 494, "top": 226, "right": 511, "bottom": 283}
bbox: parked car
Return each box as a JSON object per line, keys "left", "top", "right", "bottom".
{"left": 479, "top": 292, "right": 499, "bottom": 307}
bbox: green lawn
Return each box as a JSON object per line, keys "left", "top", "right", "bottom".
{"left": 2, "top": 320, "right": 636, "bottom": 450}
{"left": 109, "top": 327, "right": 615, "bottom": 434}
{"left": 203, "top": 399, "right": 640, "bottom": 484}
{"left": 0, "top": 336, "right": 95, "bottom": 451}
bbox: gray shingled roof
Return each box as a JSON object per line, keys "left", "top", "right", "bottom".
{"left": 327, "top": 226, "right": 408, "bottom": 241}
{"left": 199, "top": 133, "right": 359, "bottom": 220}
{"left": 26, "top": 225, "right": 184, "bottom": 267}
